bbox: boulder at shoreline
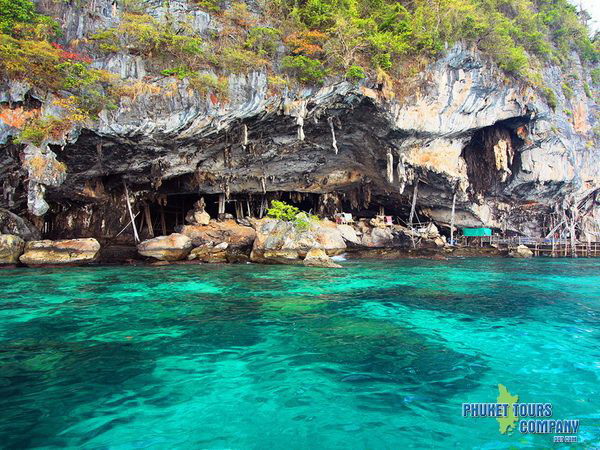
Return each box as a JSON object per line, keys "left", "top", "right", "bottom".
{"left": 20, "top": 238, "right": 101, "bottom": 266}
{"left": 137, "top": 233, "right": 192, "bottom": 261}
{"left": 0, "top": 234, "right": 25, "bottom": 264}
{"left": 250, "top": 218, "right": 346, "bottom": 264}
{"left": 180, "top": 220, "right": 256, "bottom": 249}
{"left": 508, "top": 244, "right": 534, "bottom": 258}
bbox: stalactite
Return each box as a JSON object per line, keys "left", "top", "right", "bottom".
{"left": 386, "top": 151, "right": 394, "bottom": 183}
{"left": 406, "top": 167, "right": 415, "bottom": 184}
{"left": 261, "top": 176, "right": 267, "bottom": 194}
{"left": 297, "top": 117, "right": 305, "bottom": 141}
{"left": 396, "top": 155, "right": 407, "bottom": 194}
{"left": 349, "top": 189, "right": 359, "bottom": 210}
{"left": 328, "top": 117, "right": 338, "bottom": 154}
{"left": 224, "top": 146, "right": 232, "bottom": 168}
{"left": 362, "top": 183, "right": 371, "bottom": 209}
{"left": 317, "top": 192, "right": 342, "bottom": 216}
{"left": 242, "top": 124, "right": 248, "bottom": 150}
{"left": 157, "top": 194, "right": 168, "bottom": 207}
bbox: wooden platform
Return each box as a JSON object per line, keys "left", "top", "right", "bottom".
{"left": 462, "top": 236, "right": 600, "bottom": 258}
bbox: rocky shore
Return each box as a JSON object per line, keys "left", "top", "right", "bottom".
{"left": 0, "top": 210, "right": 517, "bottom": 269}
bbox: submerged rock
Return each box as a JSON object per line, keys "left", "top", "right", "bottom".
{"left": 261, "top": 249, "right": 302, "bottom": 265}
{"left": 137, "top": 233, "right": 192, "bottom": 261}
{"left": 303, "top": 248, "right": 342, "bottom": 268}
{"left": 20, "top": 238, "right": 100, "bottom": 266}
{"left": 188, "top": 242, "right": 228, "bottom": 263}
{"left": 0, "top": 234, "right": 25, "bottom": 264}
{"left": 508, "top": 244, "right": 533, "bottom": 258}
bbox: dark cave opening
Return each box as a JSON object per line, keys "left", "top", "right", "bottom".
{"left": 40, "top": 183, "right": 424, "bottom": 243}
{"left": 462, "top": 117, "right": 528, "bottom": 195}
{"left": 143, "top": 192, "right": 318, "bottom": 235}
{"left": 141, "top": 188, "right": 418, "bottom": 235}
{"left": 143, "top": 193, "right": 229, "bottom": 236}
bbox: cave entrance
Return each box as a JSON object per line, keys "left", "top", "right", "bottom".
{"left": 142, "top": 193, "right": 200, "bottom": 237}
{"left": 462, "top": 117, "right": 528, "bottom": 195}
{"left": 142, "top": 192, "right": 280, "bottom": 236}
{"left": 271, "top": 192, "right": 320, "bottom": 214}
{"left": 143, "top": 193, "right": 238, "bottom": 236}
{"left": 140, "top": 189, "right": 421, "bottom": 236}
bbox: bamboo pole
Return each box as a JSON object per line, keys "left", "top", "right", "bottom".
{"left": 450, "top": 191, "right": 456, "bottom": 246}
{"left": 144, "top": 204, "right": 154, "bottom": 237}
{"left": 409, "top": 179, "right": 419, "bottom": 228}
{"left": 570, "top": 207, "right": 577, "bottom": 258}
{"left": 123, "top": 181, "right": 140, "bottom": 243}
{"left": 235, "top": 200, "right": 244, "bottom": 220}
{"left": 115, "top": 212, "right": 140, "bottom": 238}
{"left": 160, "top": 205, "right": 167, "bottom": 235}
{"left": 259, "top": 196, "right": 266, "bottom": 218}
{"left": 138, "top": 209, "right": 145, "bottom": 235}
{"left": 218, "top": 194, "right": 226, "bottom": 216}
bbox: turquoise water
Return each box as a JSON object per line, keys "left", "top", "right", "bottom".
{"left": 0, "top": 258, "right": 598, "bottom": 449}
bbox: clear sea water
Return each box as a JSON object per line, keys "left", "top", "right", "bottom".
{"left": 0, "top": 258, "right": 598, "bottom": 449}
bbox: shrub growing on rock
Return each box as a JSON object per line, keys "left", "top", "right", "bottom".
{"left": 267, "top": 201, "right": 317, "bottom": 231}
{"left": 267, "top": 200, "right": 301, "bottom": 221}
{"left": 345, "top": 65, "right": 366, "bottom": 82}
{"left": 245, "top": 27, "right": 282, "bottom": 56}
{"left": 281, "top": 55, "right": 327, "bottom": 84}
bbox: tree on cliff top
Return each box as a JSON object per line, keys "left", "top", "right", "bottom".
{"left": 0, "top": 0, "right": 58, "bottom": 39}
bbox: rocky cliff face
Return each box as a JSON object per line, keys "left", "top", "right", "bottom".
{"left": 0, "top": 0, "right": 599, "bottom": 242}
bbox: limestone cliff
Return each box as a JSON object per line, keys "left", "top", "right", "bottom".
{"left": 0, "top": 0, "right": 599, "bottom": 242}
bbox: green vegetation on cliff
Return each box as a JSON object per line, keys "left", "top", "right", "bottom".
{"left": 84, "top": 0, "right": 600, "bottom": 87}
{"left": 265, "top": 0, "right": 599, "bottom": 82}
{"left": 0, "top": 0, "right": 598, "bottom": 125}
{"left": 0, "top": 0, "right": 117, "bottom": 144}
